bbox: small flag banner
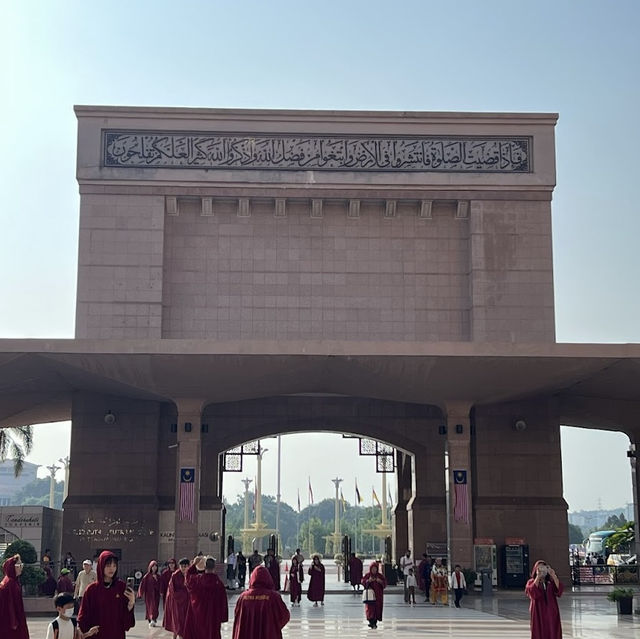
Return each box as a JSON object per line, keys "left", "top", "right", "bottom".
{"left": 355, "top": 481, "right": 363, "bottom": 504}
{"left": 340, "top": 489, "right": 347, "bottom": 512}
{"left": 453, "top": 469, "right": 469, "bottom": 524}
{"left": 308, "top": 478, "right": 314, "bottom": 505}
{"left": 179, "top": 467, "right": 196, "bottom": 522}
{"left": 297, "top": 489, "right": 301, "bottom": 513}
{"left": 388, "top": 487, "right": 394, "bottom": 509}
{"left": 372, "top": 488, "right": 381, "bottom": 508}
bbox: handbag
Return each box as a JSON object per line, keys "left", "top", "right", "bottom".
{"left": 362, "top": 587, "right": 376, "bottom": 603}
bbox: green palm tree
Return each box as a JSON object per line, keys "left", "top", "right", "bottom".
{"left": 0, "top": 426, "right": 34, "bottom": 477}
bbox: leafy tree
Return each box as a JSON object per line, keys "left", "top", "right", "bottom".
{"left": 603, "top": 513, "right": 627, "bottom": 530}
{"left": 0, "top": 426, "right": 33, "bottom": 477}
{"left": 10, "top": 477, "right": 64, "bottom": 509}
{"left": 605, "top": 521, "right": 635, "bottom": 553}
{"left": 4, "top": 539, "right": 38, "bottom": 564}
{"left": 568, "top": 522, "right": 585, "bottom": 544}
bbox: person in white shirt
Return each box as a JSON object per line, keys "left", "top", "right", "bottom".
{"left": 73, "top": 560, "right": 97, "bottom": 612}
{"left": 405, "top": 567, "right": 417, "bottom": 605}
{"left": 45, "top": 593, "right": 99, "bottom": 639}
{"left": 399, "top": 550, "right": 415, "bottom": 602}
{"left": 449, "top": 564, "right": 467, "bottom": 608}
{"left": 226, "top": 551, "right": 237, "bottom": 589}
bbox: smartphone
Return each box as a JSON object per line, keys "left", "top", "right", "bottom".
{"left": 126, "top": 577, "right": 135, "bottom": 589}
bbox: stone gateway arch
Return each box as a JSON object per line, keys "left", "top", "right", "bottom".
{"left": 1, "top": 107, "right": 639, "bottom": 584}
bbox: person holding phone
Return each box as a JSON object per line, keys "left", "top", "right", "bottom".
{"left": 78, "top": 551, "right": 136, "bottom": 639}
{"left": 525, "top": 560, "right": 563, "bottom": 639}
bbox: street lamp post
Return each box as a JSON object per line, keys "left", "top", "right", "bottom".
{"left": 46, "top": 464, "right": 60, "bottom": 509}
{"left": 58, "top": 456, "right": 70, "bottom": 503}
{"left": 332, "top": 477, "right": 343, "bottom": 554}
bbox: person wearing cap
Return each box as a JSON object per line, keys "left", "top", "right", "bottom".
{"left": 183, "top": 555, "right": 228, "bottom": 639}
{"left": 57, "top": 568, "right": 74, "bottom": 596}
{"left": 74, "top": 560, "right": 97, "bottom": 612}
{"left": 78, "top": 550, "right": 135, "bottom": 639}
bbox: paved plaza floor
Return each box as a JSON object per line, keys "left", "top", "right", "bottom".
{"left": 26, "top": 586, "right": 640, "bottom": 638}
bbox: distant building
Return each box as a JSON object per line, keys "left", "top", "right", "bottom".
{"left": 0, "top": 506, "right": 62, "bottom": 564}
{"left": 0, "top": 460, "right": 39, "bottom": 506}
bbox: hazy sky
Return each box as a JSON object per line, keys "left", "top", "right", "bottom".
{"left": 2, "top": 1, "right": 639, "bottom": 512}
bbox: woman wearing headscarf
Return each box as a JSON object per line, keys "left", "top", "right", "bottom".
{"left": 361, "top": 560, "right": 386, "bottom": 629}
{"left": 0, "top": 554, "right": 29, "bottom": 639}
{"left": 288, "top": 556, "right": 304, "bottom": 607}
{"left": 39, "top": 566, "right": 57, "bottom": 597}
{"left": 163, "top": 558, "right": 191, "bottom": 639}
{"left": 306, "top": 555, "right": 325, "bottom": 606}
{"left": 232, "top": 566, "right": 290, "bottom": 639}
{"left": 78, "top": 550, "right": 136, "bottom": 639}
{"left": 525, "top": 560, "right": 563, "bottom": 639}
{"left": 138, "top": 560, "right": 161, "bottom": 627}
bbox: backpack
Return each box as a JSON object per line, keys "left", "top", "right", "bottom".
{"left": 52, "top": 617, "right": 77, "bottom": 639}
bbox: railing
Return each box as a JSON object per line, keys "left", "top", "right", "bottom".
{"left": 571, "top": 564, "right": 638, "bottom": 585}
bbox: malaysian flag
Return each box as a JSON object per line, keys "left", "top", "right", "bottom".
{"left": 453, "top": 470, "right": 469, "bottom": 524}
{"left": 372, "top": 488, "right": 381, "bottom": 508}
{"left": 355, "top": 480, "right": 363, "bottom": 504}
{"left": 179, "top": 467, "right": 196, "bottom": 522}
{"left": 308, "top": 477, "right": 314, "bottom": 505}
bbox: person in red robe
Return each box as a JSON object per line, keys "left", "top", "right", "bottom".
{"left": 160, "top": 559, "right": 177, "bottom": 609}
{"left": 525, "top": 560, "right": 563, "bottom": 639}
{"left": 0, "top": 554, "right": 28, "bottom": 639}
{"left": 306, "top": 555, "right": 325, "bottom": 606}
{"left": 361, "top": 560, "right": 387, "bottom": 629}
{"left": 183, "top": 556, "right": 228, "bottom": 639}
{"left": 264, "top": 549, "right": 281, "bottom": 591}
{"left": 78, "top": 550, "right": 136, "bottom": 639}
{"left": 163, "top": 558, "right": 190, "bottom": 639}
{"left": 39, "top": 566, "right": 57, "bottom": 597}
{"left": 137, "top": 560, "right": 161, "bottom": 627}
{"left": 232, "top": 565, "right": 290, "bottom": 639}
{"left": 288, "top": 557, "right": 303, "bottom": 606}
{"left": 56, "top": 568, "right": 74, "bottom": 595}
{"left": 348, "top": 553, "right": 363, "bottom": 591}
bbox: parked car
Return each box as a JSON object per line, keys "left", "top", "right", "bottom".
{"left": 607, "top": 554, "right": 633, "bottom": 566}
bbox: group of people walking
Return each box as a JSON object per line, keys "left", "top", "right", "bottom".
{"left": 0, "top": 548, "right": 563, "bottom": 639}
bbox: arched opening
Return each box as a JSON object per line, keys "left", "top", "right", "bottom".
{"left": 561, "top": 425, "right": 634, "bottom": 575}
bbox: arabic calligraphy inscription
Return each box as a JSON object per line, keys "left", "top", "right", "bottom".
{"left": 103, "top": 131, "right": 531, "bottom": 173}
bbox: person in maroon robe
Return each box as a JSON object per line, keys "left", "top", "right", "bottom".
{"left": 160, "top": 558, "right": 177, "bottom": 609}
{"left": 525, "top": 560, "right": 563, "bottom": 639}
{"left": 306, "top": 555, "right": 325, "bottom": 606}
{"left": 348, "top": 553, "right": 363, "bottom": 591}
{"left": 232, "top": 565, "right": 290, "bottom": 639}
{"left": 361, "top": 560, "right": 387, "bottom": 629}
{"left": 264, "top": 549, "right": 281, "bottom": 591}
{"left": 288, "top": 557, "right": 303, "bottom": 606}
{"left": 183, "top": 556, "right": 228, "bottom": 639}
{"left": 0, "top": 554, "right": 28, "bottom": 639}
{"left": 137, "top": 560, "right": 161, "bottom": 627}
{"left": 163, "top": 558, "right": 190, "bottom": 639}
{"left": 78, "top": 550, "right": 136, "bottom": 639}
{"left": 39, "top": 566, "right": 57, "bottom": 597}
{"left": 57, "top": 568, "right": 74, "bottom": 595}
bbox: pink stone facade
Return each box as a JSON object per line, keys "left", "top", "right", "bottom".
{"left": 74, "top": 107, "right": 557, "bottom": 344}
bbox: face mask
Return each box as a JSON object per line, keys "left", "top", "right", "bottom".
{"left": 63, "top": 607, "right": 75, "bottom": 617}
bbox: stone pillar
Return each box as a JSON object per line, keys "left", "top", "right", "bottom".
{"left": 392, "top": 451, "right": 411, "bottom": 560}
{"left": 407, "top": 442, "right": 446, "bottom": 556}
{"left": 445, "top": 402, "right": 473, "bottom": 569}
{"left": 629, "top": 431, "right": 640, "bottom": 558}
{"left": 174, "top": 399, "right": 204, "bottom": 559}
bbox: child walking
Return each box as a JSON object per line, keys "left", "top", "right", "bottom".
{"left": 46, "top": 593, "right": 99, "bottom": 639}
{"left": 406, "top": 567, "right": 417, "bottom": 605}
